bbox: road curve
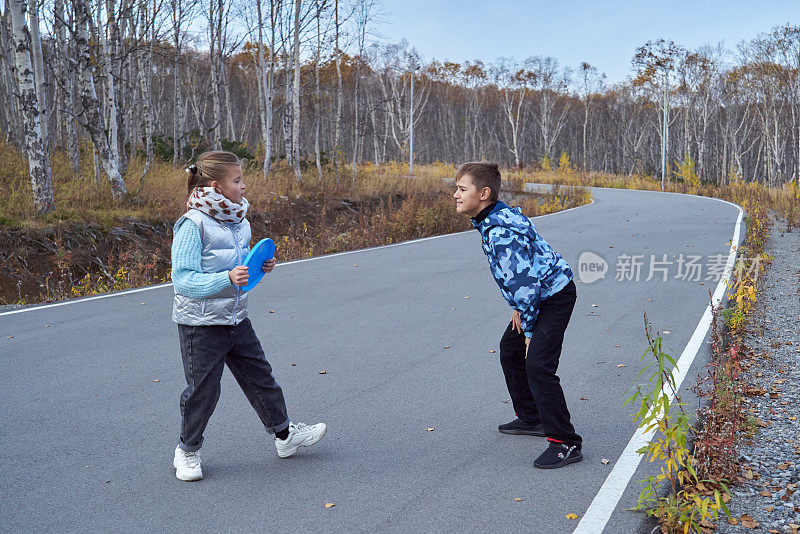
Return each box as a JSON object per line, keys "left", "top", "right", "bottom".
{"left": 0, "top": 187, "right": 742, "bottom": 533}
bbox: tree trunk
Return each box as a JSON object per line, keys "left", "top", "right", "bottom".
{"left": 27, "top": 0, "right": 47, "bottom": 144}
{"left": 208, "top": 0, "right": 222, "bottom": 149}
{"left": 136, "top": 3, "right": 154, "bottom": 189}
{"left": 171, "top": 0, "right": 184, "bottom": 167}
{"left": 1, "top": 4, "right": 23, "bottom": 148}
{"left": 314, "top": 0, "right": 322, "bottom": 180}
{"left": 8, "top": 0, "right": 53, "bottom": 212}
{"left": 333, "top": 0, "right": 342, "bottom": 185}
{"left": 97, "top": 0, "right": 120, "bottom": 168}
{"left": 291, "top": 0, "right": 302, "bottom": 180}
{"left": 74, "top": 0, "right": 127, "bottom": 197}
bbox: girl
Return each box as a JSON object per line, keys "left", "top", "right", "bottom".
{"left": 171, "top": 151, "right": 326, "bottom": 481}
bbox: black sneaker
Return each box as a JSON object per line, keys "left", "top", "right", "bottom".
{"left": 498, "top": 418, "right": 546, "bottom": 436}
{"left": 533, "top": 442, "right": 583, "bottom": 469}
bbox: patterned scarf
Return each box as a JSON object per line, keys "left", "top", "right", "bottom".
{"left": 187, "top": 186, "right": 249, "bottom": 224}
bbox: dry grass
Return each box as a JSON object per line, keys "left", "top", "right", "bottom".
{"left": 502, "top": 167, "right": 800, "bottom": 222}
{"left": 0, "top": 142, "right": 459, "bottom": 225}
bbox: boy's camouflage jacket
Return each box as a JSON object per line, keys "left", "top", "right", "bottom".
{"left": 472, "top": 201, "right": 573, "bottom": 337}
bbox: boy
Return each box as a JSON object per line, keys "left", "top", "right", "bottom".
{"left": 454, "top": 162, "right": 582, "bottom": 469}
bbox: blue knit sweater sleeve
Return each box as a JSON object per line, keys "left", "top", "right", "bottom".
{"left": 171, "top": 219, "right": 232, "bottom": 298}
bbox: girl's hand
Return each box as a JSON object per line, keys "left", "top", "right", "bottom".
{"left": 262, "top": 258, "right": 276, "bottom": 273}
{"left": 525, "top": 336, "right": 531, "bottom": 357}
{"left": 229, "top": 266, "right": 249, "bottom": 286}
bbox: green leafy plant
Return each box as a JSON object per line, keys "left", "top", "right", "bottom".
{"left": 625, "top": 313, "right": 731, "bottom": 533}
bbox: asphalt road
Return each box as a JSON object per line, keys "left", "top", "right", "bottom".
{"left": 0, "top": 187, "right": 742, "bottom": 533}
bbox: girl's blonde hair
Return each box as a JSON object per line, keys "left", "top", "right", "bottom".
{"left": 185, "top": 151, "right": 240, "bottom": 195}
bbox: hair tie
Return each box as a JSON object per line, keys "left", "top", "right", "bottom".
{"left": 185, "top": 164, "right": 198, "bottom": 175}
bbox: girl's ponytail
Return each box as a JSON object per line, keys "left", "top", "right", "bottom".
{"left": 185, "top": 151, "right": 241, "bottom": 196}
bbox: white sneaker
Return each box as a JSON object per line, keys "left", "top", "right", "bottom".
{"left": 275, "top": 422, "right": 327, "bottom": 458}
{"left": 173, "top": 446, "right": 203, "bottom": 481}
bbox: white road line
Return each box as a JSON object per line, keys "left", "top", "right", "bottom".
{"left": 0, "top": 197, "right": 595, "bottom": 318}
{"left": 572, "top": 201, "right": 744, "bottom": 534}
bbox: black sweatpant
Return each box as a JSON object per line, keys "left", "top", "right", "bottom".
{"left": 499, "top": 280, "right": 582, "bottom": 447}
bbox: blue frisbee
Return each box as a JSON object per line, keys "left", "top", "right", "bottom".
{"left": 241, "top": 238, "right": 275, "bottom": 292}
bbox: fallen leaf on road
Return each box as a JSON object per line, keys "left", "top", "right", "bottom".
{"left": 489, "top": 350, "right": 496, "bottom": 353}
{"left": 514, "top": 498, "right": 523, "bottom": 501}
{"left": 663, "top": 330, "right": 671, "bottom": 334}
{"left": 140, "top": 302, "right": 145, "bottom": 305}
{"left": 591, "top": 304, "right": 599, "bottom": 307}
{"left": 759, "top": 490, "right": 772, "bottom": 497}
{"left": 766, "top": 505, "right": 775, "bottom": 511}
{"left": 324, "top": 503, "right": 335, "bottom": 508}
{"left": 6, "top": 336, "right": 11, "bottom": 339}
{"left": 269, "top": 310, "right": 275, "bottom": 313}
{"left": 464, "top": 296, "right": 470, "bottom": 299}
{"left": 319, "top": 370, "right": 327, "bottom": 374}
{"left": 291, "top": 363, "right": 296, "bottom": 366}
{"left": 740, "top": 514, "right": 758, "bottom": 529}
{"left": 353, "top": 264, "right": 358, "bottom": 267}
{"left": 426, "top": 428, "right": 435, "bottom": 432}
{"left": 614, "top": 345, "right": 620, "bottom": 348}
{"left": 444, "top": 346, "right": 450, "bottom": 349}
{"left": 580, "top": 397, "right": 588, "bottom": 401}
{"left": 565, "top": 513, "right": 578, "bottom": 519}
{"left": 648, "top": 299, "right": 653, "bottom": 302}
{"left": 727, "top": 517, "right": 738, "bottom": 525}
{"left": 601, "top": 459, "right": 610, "bottom": 465}
{"left": 44, "top": 325, "right": 50, "bottom": 327}
{"left": 617, "top": 364, "right": 626, "bottom": 368}
{"left": 153, "top": 379, "right": 160, "bottom": 382}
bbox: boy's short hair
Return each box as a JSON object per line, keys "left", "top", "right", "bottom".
{"left": 456, "top": 162, "right": 501, "bottom": 202}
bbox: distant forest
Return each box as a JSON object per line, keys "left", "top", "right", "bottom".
{"left": 2, "top": 0, "right": 799, "bottom": 212}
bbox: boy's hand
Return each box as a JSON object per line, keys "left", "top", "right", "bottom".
{"left": 229, "top": 266, "right": 249, "bottom": 286}
{"left": 262, "top": 258, "right": 276, "bottom": 273}
{"left": 511, "top": 310, "right": 523, "bottom": 334}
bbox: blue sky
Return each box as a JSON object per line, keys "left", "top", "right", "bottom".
{"left": 375, "top": 0, "right": 799, "bottom": 83}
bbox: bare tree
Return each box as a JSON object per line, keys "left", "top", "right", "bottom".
{"left": 73, "top": 0, "right": 127, "bottom": 197}
{"left": 578, "top": 62, "right": 605, "bottom": 170}
{"left": 332, "top": 0, "right": 341, "bottom": 184}
{"left": 290, "top": 0, "right": 302, "bottom": 179}
{"left": 27, "top": 0, "right": 46, "bottom": 144}
{"left": 8, "top": 0, "right": 53, "bottom": 212}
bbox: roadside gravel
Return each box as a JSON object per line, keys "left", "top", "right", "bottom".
{"left": 717, "top": 216, "right": 800, "bottom": 534}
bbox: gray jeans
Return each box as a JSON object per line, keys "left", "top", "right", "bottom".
{"left": 177, "top": 318, "right": 290, "bottom": 452}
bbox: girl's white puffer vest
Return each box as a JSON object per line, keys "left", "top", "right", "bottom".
{"left": 172, "top": 209, "right": 251, "bottom": 326}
